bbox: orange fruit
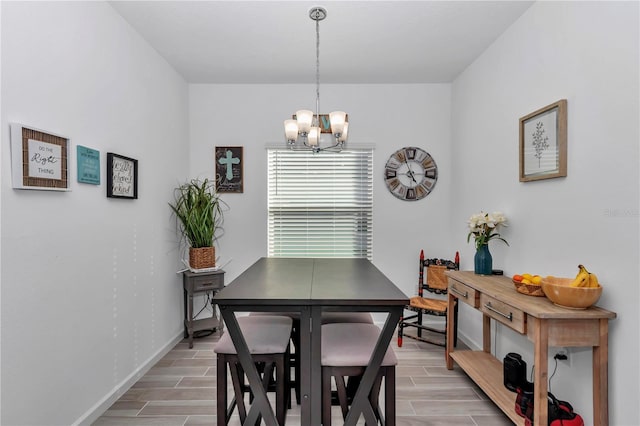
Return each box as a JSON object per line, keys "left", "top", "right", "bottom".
{"left": 512, "top": 274, "right": 523, "bottom": 282}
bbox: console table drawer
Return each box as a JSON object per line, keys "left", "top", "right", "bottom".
{"left": 190, "top": 273, "right": 224, "bottom": 292}
{"left": 480, "top": 294, "right": 526, "bottom": 333}
{"left": 448, "top": 280, "right": 478, "bottom": 308}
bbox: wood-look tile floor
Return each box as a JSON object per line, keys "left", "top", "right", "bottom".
{"left": 93, "top": 329, "right": 512, "bottom": 425}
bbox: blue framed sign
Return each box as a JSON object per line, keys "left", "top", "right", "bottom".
{"left": 77, "top": 145, "right": 100, "bottom": 185}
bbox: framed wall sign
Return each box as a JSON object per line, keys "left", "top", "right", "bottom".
{"left": 519, "top": 99, "right": 567, "bottom": 182}
{"left": 215, "top": 146, "right": 243, "bottom": 193}
{"left": 106, "top": 152, "right": 138, "bottom": 199}
{"left": 10, "top": 123, "right": 70, "bottom": 191}
{"left": 292, "top": 113, "right": 349, "bottom": 133}
{"left": 77, "top": 145, "right": 100, "bottom": 185}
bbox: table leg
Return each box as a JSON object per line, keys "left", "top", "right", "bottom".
{"left": 187, "top": 290, "right": 194, "bottom": 349}
{"left": 183, "top": 287, "right": 189, "bottom": 339}
{"left": 593, "top": 318, "right": 609, "bottom": 426}
{"left": 482, "top": 314, "right": 491, "bottom": 353}
{"left": 219, "top": 308, "right": 278, "bottom": 426}
{"left": 344, "top": 308, "right": 402, "bottom": 426}
{"left": 533, "top": 317, "right": 549, "bottom": 426}
{"left": 446, "top": 293, "right": 455, "bottom": 369}
{"left": 309, "top": 306, "right": 322, "bottom": 426}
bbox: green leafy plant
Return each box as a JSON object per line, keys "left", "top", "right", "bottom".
{"left": 169, "top": 178, "right": 224, "bottom": 248}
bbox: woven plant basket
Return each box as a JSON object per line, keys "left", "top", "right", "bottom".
{"left": 189, "top": 246, "right": 215, "bottom": 269}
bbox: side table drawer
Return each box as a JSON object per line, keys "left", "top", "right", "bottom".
{"left": 480, "top": 293, "right": 526, "bottom": 334}
{"left": 190, "top": 273, "right": 224, "bottom": 292}
{"left": 448, "top": 279, "right": 478, "bottom": 308}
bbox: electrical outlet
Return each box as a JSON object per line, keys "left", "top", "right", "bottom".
{"left": 555, "top": 348, "right": 569, "bottom": 362}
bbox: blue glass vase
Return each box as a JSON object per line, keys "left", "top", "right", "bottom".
{"left": 474, "top": 244, "right": 492, "bottom": 275}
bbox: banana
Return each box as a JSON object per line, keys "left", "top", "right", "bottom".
{"left": 588, "top": 271, "right": 600, "bottom": 288}
{"left": 570, "top": 265, "right": 590, "bottom": 287}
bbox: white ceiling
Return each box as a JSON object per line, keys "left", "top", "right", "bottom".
{"left": 109, "top": 1, "right": 534, "bottom": 84}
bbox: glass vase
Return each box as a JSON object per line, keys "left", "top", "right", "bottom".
{"left": 474, "top": 244, "right": 492, "bottom": 275}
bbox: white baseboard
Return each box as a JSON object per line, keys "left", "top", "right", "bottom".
{"left": 73, "top": 331, "right": 184, "bottom": 426}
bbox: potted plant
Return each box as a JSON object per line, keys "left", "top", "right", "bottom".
{"left": 169, "top": 178, "right": 224, "bottom": 269}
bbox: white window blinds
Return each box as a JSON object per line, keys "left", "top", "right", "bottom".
{"left": 267, "top": 148, "right": 373, "bottom": 259}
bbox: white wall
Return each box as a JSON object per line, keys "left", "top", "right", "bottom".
{"left": 1, "top": 2, "right": 189, "bottom": 425}
{"left": 189, "top": 83, "right": 454, "bottom": 299}
{"left": 451, "top": 2, "right": 639, "bottom": 425}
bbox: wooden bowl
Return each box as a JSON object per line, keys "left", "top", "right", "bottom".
{"left": 541, "top": 277, "right": 603, "bottom": 309}
{"left": 512, "top": 279, "right": 545, "bottom": 297}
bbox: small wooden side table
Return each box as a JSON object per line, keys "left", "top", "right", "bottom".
{"left": 183, "top": 269, "right": 225, "bottom": 348}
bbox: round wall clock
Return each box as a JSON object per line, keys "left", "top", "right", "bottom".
{"left": 384, "top": 147, "right": 438, "bottom": 201}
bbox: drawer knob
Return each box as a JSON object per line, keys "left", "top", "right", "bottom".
{"left": 484, "top": 302, "right": 513, "bottom": 321}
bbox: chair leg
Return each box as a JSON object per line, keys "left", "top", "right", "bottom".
{"left": 230, "top": 361, "right": 248, "bottom": 423}
{"left": 217, "top": 354, "right": 228, "bottom": 426}
{"left": 335, "top": 374, "right": 350, "bottom": 419}
{"left": 368, "top": 372, "right": 383, "bottom": 425}
{"left": 322, "top": 368, "right": 332, "bottom": 426}
{"left": 275, "top": 355, "right": 286, "bottom": 426}
{"left": 397, "top": 315, "right": 404, "bottom": 347}
{"left": 291, "top": 320, "right": 301, "bottom": 405}
{"left": 385, "top": 366, "right": 396, "bottom": 426}
{"left": 453, "top": 300, "right": 459, "bottom": 348}
{"left": 416, "top": 310, "right": 423, "bottom": 338}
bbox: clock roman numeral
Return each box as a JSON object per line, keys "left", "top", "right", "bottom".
{"left": 405, "top": 148, "right": 416, "bottom": 160}
{"left": 387, "top": 178, "right": 400, "bottom": 190}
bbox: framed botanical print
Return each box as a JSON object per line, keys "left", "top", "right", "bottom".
{"left": 10, "top": 123, "right": 70, "bottom": 191}
{"left": 106, "top": 152, "right": 138, "bottom": 199}
{"left": 519, "top": 99, "right": 567, "bottom": 182}
{"left": 215, "top": 146, "right": 243, "bottom": 193}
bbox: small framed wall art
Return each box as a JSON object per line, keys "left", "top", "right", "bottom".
{"left": 291, "top": 113, "right": 349, "bottom": 133}
{"left": 215, "top": 146, "right": 243, "bottom": 193}
{"left": 10, "top": 123, "right": 70, "bottom": 191}
{"left": 106, "top": 152, "right": 138, "bottom": 199}
{"left": 77, "top": 145, "right": 100, "bottom": 185}
{"left": 519, "top": 99, "right": 567, "bottom": 182}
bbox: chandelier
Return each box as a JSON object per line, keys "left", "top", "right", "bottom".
{"left": 284, "top": 7, "right": 348, "bottom": 153}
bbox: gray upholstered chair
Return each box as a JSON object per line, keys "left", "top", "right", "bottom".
{"left": 214, "top": 315, "right": 292, "bottom": 425}
{"left": 250, "top": 311, "right": 374, "bottom": 406}
{"left": 321, "top": 322, "right": 397, "bottom": 426}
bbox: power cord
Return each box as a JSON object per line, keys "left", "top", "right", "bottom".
{"left": 548, "top": 357, "right": 559, "bottom": 391}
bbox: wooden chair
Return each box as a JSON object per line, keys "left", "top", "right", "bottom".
{"left": 397, "top": 250, "right": 459, "bottom": 347}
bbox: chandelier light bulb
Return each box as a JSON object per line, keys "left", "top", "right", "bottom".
{"left": 329, "top": 111, "right": 346, "bottom": 136}
{"left": 337, "top": 122, "right": 349, "bottom": 143}
{"left": 295, "top": 109, "right": 314, "bottom": 135}
{"left": 308, "top": 127, "right": 321, "bottom": 146}
{"left": 284, "top": 119, "right": 299, "bottom": 143}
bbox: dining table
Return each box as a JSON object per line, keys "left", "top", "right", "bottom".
{"left": 213, "top": 257, "right": 409, "bottom": 426}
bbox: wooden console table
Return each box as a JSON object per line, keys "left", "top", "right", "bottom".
{"left": 445, "top": 271, "right": 616, "bottom": 426}
{"left": 183, "top": 269, "right": 225, "bottom": 348}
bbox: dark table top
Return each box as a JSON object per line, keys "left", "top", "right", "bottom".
{"left": 214, "top": 257, "right": 408, "bottom": 306}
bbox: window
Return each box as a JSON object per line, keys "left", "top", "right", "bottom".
{"left": 267, "top": 148, "right": 373, "bottom": 259}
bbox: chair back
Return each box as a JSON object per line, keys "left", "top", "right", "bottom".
{"left": 418, "top": 252, "right": 459, "bottom": 296}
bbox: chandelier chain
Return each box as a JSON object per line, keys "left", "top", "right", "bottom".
{"left": 315, "top": 12, "right": 321, "bottom": 124}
